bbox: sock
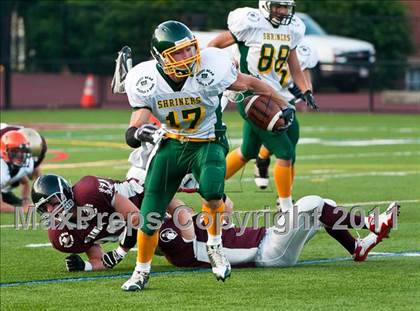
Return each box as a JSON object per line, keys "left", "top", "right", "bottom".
{"left": 320, "top": 203, "right": 366, "bottom": 229}
{"left": 202, "top": 201, "right": 224, "bottom": 245}
{"left": 136, "top": 230, "right": 159, "bottom": 266}
{"left": 135, "top": 261, "right": 151, "bottom": 273}
{"left": 278, "top": 196, "right": 293, "bottom": 212}
{"left": 273, "top": 163, "right": 293, "bottom": 210}
{"left": 324, "top": 227, "right": 356, "bottom": 254}
{"left": 258, "top": 145, "right": 271, "bottom": 159}
{"left": 116, "top": 246, "right": 128, "bottom": 258}
{"left": 225, "top": 148, "right": 247, "bottom": 179}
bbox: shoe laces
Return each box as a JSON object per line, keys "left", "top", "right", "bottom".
{"left": 208, "top": 244, "right": 228, "bottom": 267}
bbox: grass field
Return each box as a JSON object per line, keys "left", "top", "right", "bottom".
{"left": 1, "top": 109, "right": 419, "bottom": 310}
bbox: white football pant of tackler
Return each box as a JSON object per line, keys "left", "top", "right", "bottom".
{"left": 255, "top": 195, "right": 334, "bottom": 267}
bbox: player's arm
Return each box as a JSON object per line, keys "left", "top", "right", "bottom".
{"left": 228, "top": 72, "right": 289, "bottom": 108}
{"left": 207, "top": 31, "right": 236, "bottom": 49}
{"left": 288, "top": 49, "right": 309, "bottom": 93}
{"left": 167, "top": 199, "right": 196, "bottom": 241}
{"left": 0, "top": 193, "right": 16, "bottom": 213}
{"left": 65, "top": 245, "right": 106, "bottom": 271}
{"left": 288, "top": 50, "right": 318, "bottom": 110}
{"left": 125, "top": 108, "right": 157, "bottom": 148}
{"left": 20, "top": 176, "right": 31, "bottom": 212}
{"left": 113, "top": 192, "right": 139, "bottom": 225}
{"left": 303, "top": 69, "right": 313, "bottom": 91}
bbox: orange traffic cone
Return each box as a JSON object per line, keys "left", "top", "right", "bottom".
{"left": 80, "top": 74, "right": 96, "bottom": 108}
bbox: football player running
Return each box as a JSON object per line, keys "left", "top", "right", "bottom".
{"left": 254, "top": 37, "right": 319, "bottom": 189}
{"left": 158, "top": 196, "right": 400, "bottom": 268}
{"left": 1, "top": 130, "right": 33, "bottom": 213}
{"left": 121, "top": 20, "right": 295, "bottom": 291}
{"left": 31, "top": 174, "right": 148, "bottom": 272}
{"left": 208, "top": 0, "right": 318, "bottom": 213}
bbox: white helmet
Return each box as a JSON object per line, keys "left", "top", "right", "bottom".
{"left": 18, "top": 128, "right": 43, "bottom": 158}
{"left": 259, "top": 0, "right": 296, "bottom": 26}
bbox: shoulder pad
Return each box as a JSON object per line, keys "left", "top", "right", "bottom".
{"left": 297, "top": 39, "right": 319, "bottom": 69}
{"left": 125, "top": 60, "right": 158, "bottom": 108}
{"left": 290, "top": 15, "right": 306, "bottom": 49}
{"left": 228, "top": 8, "right": 262, "bottom": 41}
{"left": 195, "top": 48, "right": 238, "bottom": 93}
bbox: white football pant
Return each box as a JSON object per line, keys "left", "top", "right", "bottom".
{"left": 255, "top": 195, "right": 325, "bottom": 267}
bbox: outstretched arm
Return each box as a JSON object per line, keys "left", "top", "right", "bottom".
{"left": 228, "top": 73, "right": 288, "bottom": 108}
{"left": 207, "top": 31, "right": 236, "bottom": 49}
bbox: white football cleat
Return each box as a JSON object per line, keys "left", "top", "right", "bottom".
{"left": 111, "top": 46, "right": 132, "bottom": 94}
{"left": 367, "top": 202, "right": 400, "bottom": 242}
{"left": 254, "top": 157, "right": 270, "bottom": 189}
{"left": 353, "top": 232, "right": 379, "bottom": 262}
{"left": 121, "top": 270, "right": 150, "bottom": 291}
{"left": 207, "top": 244, "right": 231, "bottom": 281}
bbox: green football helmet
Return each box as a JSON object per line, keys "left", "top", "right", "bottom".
{"left": 150, "top": 20, "right": 201, "bottom": 78}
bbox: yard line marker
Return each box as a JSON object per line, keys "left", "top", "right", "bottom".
{"left": 1, "top": 251, "right": 418, "bottom": 288}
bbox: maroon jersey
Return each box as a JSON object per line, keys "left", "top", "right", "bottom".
{"left": 158, "top": 215, "right": 267, "bottom": 268}
{"left": 48, "top": 176, "right": 143, "bottom": 253}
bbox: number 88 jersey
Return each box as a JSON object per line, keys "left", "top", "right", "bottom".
{"left": 228, "top": 7, "right": 305, "bottom": 93}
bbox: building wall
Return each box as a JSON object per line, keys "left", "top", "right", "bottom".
{"left": 401, "top": 0, "right": 420, "bottom": 57}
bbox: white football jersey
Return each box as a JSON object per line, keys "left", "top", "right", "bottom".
{"left": 228, "top": 8, "right": 305, "bottom": 93}
{"left": 278, "top": 37, "right": 319, "bottom": 101}
{"left": 125, "top": 48, "right": 238, "bottom": 140}
{"left": 0, "top": 158, "right": 34, "bottom": 192}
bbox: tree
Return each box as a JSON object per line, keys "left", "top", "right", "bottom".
{"left": 18, "top": 0, "right": 412, "bottom": 88}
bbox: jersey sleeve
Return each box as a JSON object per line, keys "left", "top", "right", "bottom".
{"left": 227, "top": 8, "right": 260, "bottom": 43}
{"left": 73, "top": 176, "right": 116, "bottom": 214}
{"left": 297, "top": 39, "right": 319, "bottom": 70}
{"left": 198, "top": 48, "right": 238, "bottom": 94}
{"left": 290, "top": 15, "right": 306, "bottom": 50}
{"left": 48, "top": 228, "right": 92, "bottom": 254}
{"left": 0, "top": 159, "right": 11, "bottom": 190}
{"left": 125, "top": 62, "right": 156, "bottom": 110}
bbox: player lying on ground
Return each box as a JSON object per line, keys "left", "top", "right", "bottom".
{"left": 158, "top": 195, "right": 400, "bottom": 267}
{"left": 31, "top": 174, "right": 181, "bottom": 272}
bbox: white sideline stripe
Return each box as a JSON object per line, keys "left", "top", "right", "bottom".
{"left": 231, "top": 171, "right": 420, "bottom": 183}
{"left": 298, "top": 150, "right": 420, "bottom": 160}
{"left": 43, "top": 159, "right": 128, "bottom": 169}
{"left": 1, "top": 251, "right": 419, "bottom": 288}
{"left": 229, "top": 138, "right": 420, "bottom": 146}
{"left": 26, "top": 243, "right": 51, "bottom": 248}
{"left": 38, "top": 151, "right": 420, "bottom": 170}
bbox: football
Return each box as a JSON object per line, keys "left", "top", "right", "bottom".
{"left": 243, "top": 95, "right": 286, "bottom": 131}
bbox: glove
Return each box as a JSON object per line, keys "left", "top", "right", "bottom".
{"left": 278, "top": 105, "right": 295, "bottom": 131}
{"left": 288, "top": 84, "right": 304, "bottom": 100}
{"left": 102, "top": 249, "right": 124, "bottom": 269}
{"left": 65, "top": 254, "right": 85, "bottom": 272}
{"left": 135, "top": 124, "right": 158, "bottom": 144}
{"left": 302, "top": 90, "right": 319, "bottom": 111}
